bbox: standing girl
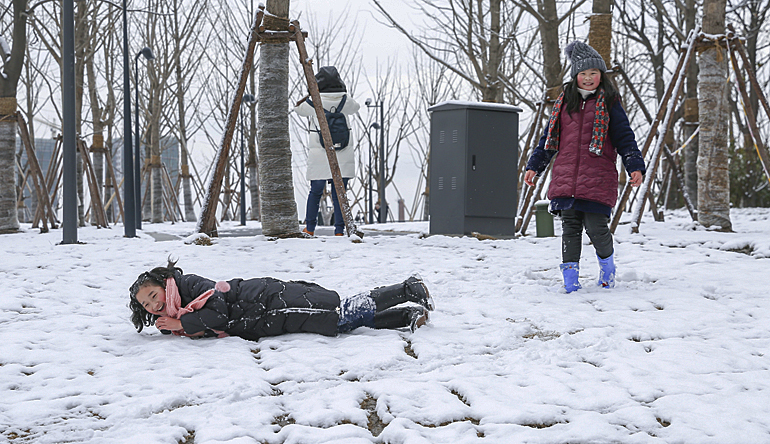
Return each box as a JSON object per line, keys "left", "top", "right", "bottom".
{"left": 129, "top": 259, "right": 433, "bottom": 341}
{"left": 294, "top": 66, "right": 360, "bottom": 236}
{"left": 524, "top": 41, "right": 646, "bottom": 293}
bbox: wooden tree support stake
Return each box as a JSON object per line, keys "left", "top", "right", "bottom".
{"left": 610, "top": 28, "right": 700, "bottom": 234}
{"left": 16, "top": 112, "right": 58, "bottom": 231}
{"left": 727, "top": 28, "right": 770, "bottom": 184}
{"left": 77, "top": 139, "right": 109, "bottom": 228}
{"left": 196, "top": 8, "right": 265, "bottom": 236}
{"left": 291, "top": 20, "right": 363, "bottom": 238}
{"left": 629, "top": 29, "right": 699, "bottom": 233}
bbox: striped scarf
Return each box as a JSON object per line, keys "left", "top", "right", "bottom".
{"left": 545, "top": 88, "right": 609, "bottom": 156}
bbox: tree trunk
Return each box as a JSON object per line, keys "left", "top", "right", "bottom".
{"left": 483, "top": 0, "right": 503, "bottom": 102}
{"left": 149, "top": 81, "right": 164, "bottom": 224}
{"left": 257, "top": 0, "right": 299, "bottom": 237}
{"left": 222, "top": 166, "right": 231, "bottom": 221}
{"left": 173, "top": 0, "right": 197, "bottom": 222}
{"left": 75, "top": 1, "right": 88, "bottom": 227}
{"left": 697, "top": 0, "right": 731, "bottom": 230}
{"left": 142, "top": 144, "right": 151, "bottom": 220}
{"left": 0, "top": 111, "right": 19, "bottom": 233}
{"left": 248, "top": 65, "right": 260, "bottom": 220}
{"left": 0, "top": 0, "right": 27, "bottom": 233}
{"left": 86, "top": 37, "right": 105, "bottom": 226}
{"left": 588, "top": 0, "right": 612, "bottom": 68}
{"left": 683, "top": 0, "right": 699, "bottom": 206}
{"left": 538, "top": 0, "right": 562, "bottom": 100}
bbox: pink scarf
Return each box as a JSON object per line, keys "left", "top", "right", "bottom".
{"left": 164, "top": 277, "right": 230, "bottom": 337}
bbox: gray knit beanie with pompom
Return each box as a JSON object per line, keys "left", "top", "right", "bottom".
{"left": 565, "top": 41, "right": 607, "bottom": 79}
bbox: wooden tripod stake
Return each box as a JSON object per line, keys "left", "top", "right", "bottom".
{"left": 291, "top": 20, "right": 363, "bottom": 238}
{"left": 196, "top": 7, "right": 265, "bottom": 236}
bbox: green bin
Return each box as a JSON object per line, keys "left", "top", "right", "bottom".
{"left": 534, "top": 200, "right": 554, "bottom": 237}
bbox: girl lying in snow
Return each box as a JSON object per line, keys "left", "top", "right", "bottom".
{"left": 128, "top": 260, "right": 433, "bottom": 340}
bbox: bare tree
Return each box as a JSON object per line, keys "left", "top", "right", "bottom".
{"left": 0, "top": 0, "right": 27, "bottom": 233}
{"left": 373, "top": 0, "right": 526, "bottom": 103}
{"left": 82, "top": 0, "right": 117, "bottom": 225}
{"left": 683, "top": 0, "right": 700, "bottom": 206}
{"left": 515, "top": 0, "right": 588, "bottom": 99}
{"left": 698, "top": 0, "right": 731, "bottom": 230}
{"left": 170, "top": 0, "right": 210, "bottom": 222}
{"left": 139, "top": 0, "right": 182, "bottom": 223}
{"left": 197, "top": 0, "right": 258, "bottom": 223}
{"left": 258, "top": 0, "right": 299, "bottom": 237}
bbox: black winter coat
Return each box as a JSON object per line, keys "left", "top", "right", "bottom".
{"left": 173, "top": 272, "right": 341, "bottom": 341}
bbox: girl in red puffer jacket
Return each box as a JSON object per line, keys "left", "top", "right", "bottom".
{"left": 524, "top": 41, "right": 646, "bottom": 293}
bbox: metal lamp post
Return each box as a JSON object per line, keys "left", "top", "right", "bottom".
{"left": 240, "top": 93, "right": 256, "bottom": 225}
{"left": 134, "top": 46, "right": 154, "bottom": 229}
{"left": 61, "top": 0, "right": 79, "bottom": 243}
{"left": 366, "top": 122, "right": 380, "bottom": 224}
{"left": 365, "top": 98, "right": 386, "bottom": 223}
{"left": 118, "top": 0, "right": 136, "bottom": 238}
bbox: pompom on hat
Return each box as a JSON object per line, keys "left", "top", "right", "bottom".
{"left": 565, "top": 41, "right": 607, "bottom": 79}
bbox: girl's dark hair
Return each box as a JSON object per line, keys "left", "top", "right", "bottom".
{"left": 563, "top": 71, "right": 619, "bottom": 115}
{"left": 128, "top": 257, "right": 183, "bottom": 332}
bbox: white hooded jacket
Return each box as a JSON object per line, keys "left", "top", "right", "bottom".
{"left": 294, "top": 92, "right": 360, "bottom": 181}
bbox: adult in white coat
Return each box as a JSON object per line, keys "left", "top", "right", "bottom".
{"left": 294, "top": 66, "right": 360, "bottom": 236}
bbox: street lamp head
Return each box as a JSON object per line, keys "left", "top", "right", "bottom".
{"left": 139, "top": 47, "right": 155, "bottom": 61}
{"left": 365, "top": 98, "right": 372, "bottom": 106}
{"left": 370, "top": 122, "right": 381, "bottom": 130}
{"left": 243, "top": 93, "right": 256, "bottom": 104}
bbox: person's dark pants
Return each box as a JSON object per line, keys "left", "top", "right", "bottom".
{"left": 305, "top": 178, "right": 349, "bottom": 234}
{"left": 561, "top": 209, "right": 613, "bottom": 263}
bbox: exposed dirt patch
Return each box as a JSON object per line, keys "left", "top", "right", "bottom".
{"left": 178, "top": 431, "right": 195, "bottom": 444}
{"left": 273, "top": 413, "right": 295, "bottom": 428}
{"left": 361, "top": 394, "right": 386, "bottom": 437}
{"left": 403, "top": 338, "right": 418, "bottom": 359}
{"left": 727, "top": 245, "right": 754, "bottom": 256}
{"left": 451, "top": 389, "right": 472, "bottom": 408}
{"left": 521, "top": 420, "right": 567, "bottom": 429}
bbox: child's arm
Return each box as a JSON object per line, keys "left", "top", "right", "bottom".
{"left": 178, "top": 296, "right": 229, "bottom": 335}
{"left": 155, "top": 317, "right": 182, "bottom": 331}
{"left": 608, "top": 101, "right": 646, "bottom": 176}
{"left": 524, "top": 124, "right": 557, "bottom": 185}
{"left": 173, "top": 274, "right": 231, "bottom": 336}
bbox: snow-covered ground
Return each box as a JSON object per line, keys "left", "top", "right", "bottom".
{"left": 2, "top": 208, "right": 770, "bottom": 444}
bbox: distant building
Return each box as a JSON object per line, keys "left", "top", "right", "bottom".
{"left": 112, "top": 136, "right": 180, "bottom": 204}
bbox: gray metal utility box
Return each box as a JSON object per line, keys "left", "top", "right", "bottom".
{"left": 428, "top": 101, "right": 521, "bottom": 236}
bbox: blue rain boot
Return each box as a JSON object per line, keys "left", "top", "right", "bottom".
{"left": 597, "top": 253, "right": 616, "bottom": 288}
{"left": 560, "top": 262, "right": 581, "bottom": 293}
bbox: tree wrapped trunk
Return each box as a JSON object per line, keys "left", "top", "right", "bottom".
{"left": 0, "top": 99, "right": 19, "bottom": 233}
{"left": 148, "top": 57, "right": 164, "bottom": 224}
{"left": 257, "top": 0, "right": 299, "bottom": 237}
{"left": 248, "top": 72, "right": 260, "bottom": 221}
{"left": 587, "top": 0, "right": 612, "bottom": 69}
{"left": 683, "top": 0, "right": 699, "bottom": 206}
{"left": 0, "top": 0, "right": 27, "bottom": 233}
{"left": 539, "top": 0, "right": 562, "bottom": 100}
{"left": 697, "top": 0, "right": 731, "bottom": 230}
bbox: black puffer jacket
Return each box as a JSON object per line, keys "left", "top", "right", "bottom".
{"left": 174, "top": 272, "right": 340, "bottom": 341}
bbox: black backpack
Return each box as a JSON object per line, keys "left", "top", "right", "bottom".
{"left": 305, "top": 95, "right": 350, "bottom": 150}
